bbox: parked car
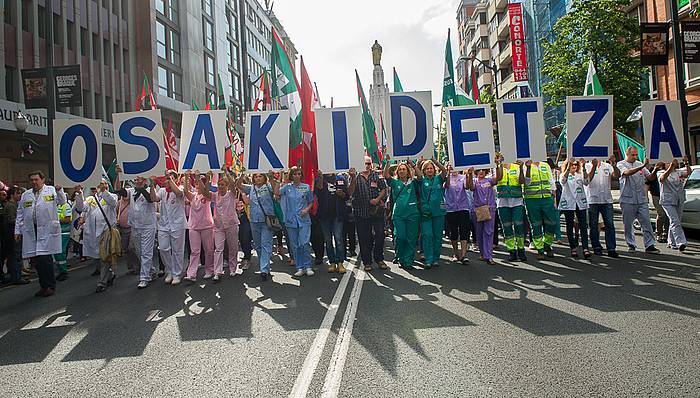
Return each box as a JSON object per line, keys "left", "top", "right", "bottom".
{"left": 682, "top": 165, "right": 700, "bottom": 230}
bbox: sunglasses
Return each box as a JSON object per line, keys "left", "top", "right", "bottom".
{"left": 364, "top": 162, "right": 371, "bottom": 165}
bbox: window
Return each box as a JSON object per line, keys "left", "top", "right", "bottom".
{"left": 202, "top": 0, "right": 213, "bottom": 16}
{"left": 687, "top": 62, "right": 700, "bottom": 86}
{"left": 81, "top": 28, "right": 88, "bottom": 56}
{"left": 67, "top": 21, "right": 76, "bottom": 51}
{"left": 158, "top": 65, "right": 168, "bottom": 95}
{"left": 226, "top": 8, "right": 238, "bottom": 37}
{"left": 205, "top": 55, "right": 215, "bottom": 85}
{"left": 231, "top": 43, "right": 239, "bottom": 71}
{"left": 92, "top": 34, "right": 99, "bottom": 61}
{"left": 156, "top": 0, "right": 179, "bottom": 24}
{"left": 168, "top": 29, "right": 181, "bottom": 65}
{"left": 156, "top": 20, "right": 167, "bottom": 59}
{"left": 22, "top": 0, "right": 31, "bottom": 32}
{"left": 156, "top": 19, "right": 181, "bottom": 65}
{"left": 5, "top": 0, "right": 14, "bottom": 25}
{"left": 203, "top": 20, "right": 214, "bottom": 51}
{"left": 157, "top": 64, "right": 183, "bottom": 101}
{"left": 5, "top": 66, "right": 17, "bottom": 101}
{"left": 231, "top": 72, "right": 241, "bottom": 101}
{"left": 37, "top": 6, "right": 46, "bottom": 38}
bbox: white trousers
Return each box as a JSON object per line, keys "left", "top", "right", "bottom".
{"left": 620, "top": 203, "right": 655, "bottom": 250}
{"left": 662, "top": 203, "right": 687, "bottom": 248}
{"left": 158, "top": 229, "right": 186, "bottom": 277}
{"left": 132, "top": 227, "right": 156, "bottom": 282}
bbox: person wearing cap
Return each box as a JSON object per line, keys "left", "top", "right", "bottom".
{"left": 151, "top": 170, "right": 187, "bottom": 285}
{"left": 15, "top": 170, "right": 67, "bottom": 297}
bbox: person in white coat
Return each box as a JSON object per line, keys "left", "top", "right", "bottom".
{"left": 74, "top": 179, "right": 118, "bottom": 292}
{"left": 114, "top": 166, "right": 158, "bottom": 289}
{"left": 151, "top": 170, "right": 187, "bottom": 285}
{"left": 14, "top": 170, "right": 66, "bottom": 298}
{"left": 559, "top": 159, "right": 591, "bottom": 258}
{"left": 657, "top": 156, "right": 691, "bottom": 252}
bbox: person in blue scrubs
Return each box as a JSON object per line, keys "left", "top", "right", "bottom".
{"left": 238, "top": 172, "right": 278, "bottom": 281}
{"left": 276, "top": 167, "right": 315, "bottom": 277}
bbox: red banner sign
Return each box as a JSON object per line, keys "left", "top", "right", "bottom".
{"left": 508, "top": 3, "right": 528, "bottom": 82}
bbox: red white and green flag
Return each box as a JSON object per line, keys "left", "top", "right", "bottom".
{"left": 136, "top": 74, "right": 157, "bottom": 111}
{"left": 299, "top": 56, "right": 318, "bottom": 186}
{"left": 271, "top": 28, "right": 303, "bottom": 167}
{"left": 253, "top": 70, "right": 272, "bottom": 111}
{"left": 355, "top": 70, "right": 381, "bottom": 164}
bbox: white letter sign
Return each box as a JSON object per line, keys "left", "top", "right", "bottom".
{"left": 244, "top": 110, "right": 290, "bottom": 172}
{"left": 496, "top": 97, "right": 546, "bottom": 162}
{"left": 53, "top": 118, "right": 103, "bottom": 189}
{"left": 113, "top": 109, "right": 168, "bottom": 179}
{"left": 179, "top": 110, "right": 228, "bottom": 172}
{"left": 385, "top": 91, "right": 434, "bottom": 159}
{"left": 566, "top": 95, "right": 613, "bottom": 160}
{"left": 446, "top": 104, "right": 495, "bottom": 170}
{"left": 314, "top": 107, "right": 365, "bottom": 172}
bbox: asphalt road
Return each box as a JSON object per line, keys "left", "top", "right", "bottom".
{"left": 0, "top": 216, "right": 698, "bottom": 398}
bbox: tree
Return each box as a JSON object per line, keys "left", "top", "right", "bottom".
{"left": 541, "top": 0, "right": 646, "bottom": 130}
{"left": 479, "top": 86, "right": 500, "bottom": 149}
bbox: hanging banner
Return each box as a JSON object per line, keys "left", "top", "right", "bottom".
{"left": 244, "top": 110, "right": 290, "bottom": 172}
{"left": 53, "top": 118, "right": 103, "bottom": 189}
{"left": 682, "top": 20, "right": 700, "bottom": 63}
{"left": 446, "top": 104, "right": 495, "bottom": 170}
{"left": 496, "top": 97, "right": 547, "bottom": 162}
{"left": 385, "top": 91, "right": 434, "bottom": 159}
{"left": 179, "top": 110, "right": 229, "bottom": 172}
{"left": 21, "top": 68, "right": 48, "bottom": 109}
{"left": 113, "top": 109, "right": 168, "bottom": 179}
{"left": 640, "top": 23, "right": 669, "bottom": 66}
{"left": 566, "top": 95, "right": 613, "bottom": 160}
{"left": 54, "top": 65, "right": 83, "bottom": 107}
{"left": 642, "top": 100, "right": 685, "bottom": 162}
{"left": 508, "top": 3, "right": 528, "bottom": 82}
{"left": 314, "top": 107, "right": 365, "bottom": 172}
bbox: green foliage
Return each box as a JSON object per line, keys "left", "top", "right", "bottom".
{"left": 479, "top": 86, "right": 499, "bottom": 148}
{"left": 541, "top": 0, "right": 646, "bottom": 129}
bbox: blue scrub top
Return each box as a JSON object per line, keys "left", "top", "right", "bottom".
{"left": 241, "top": 183, "right": 276, "bottom": 223}
{"left": 279, "top": 182, "right": 313, "bottom": 228}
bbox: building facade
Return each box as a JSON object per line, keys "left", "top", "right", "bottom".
{"left": 1, "top": 0, "right": 137, "bottom": 184}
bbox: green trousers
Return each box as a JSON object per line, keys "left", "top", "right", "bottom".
{"left": 524, "top": 197, "right": 557, "bottom": 253}
{"left": 420, "top": 215, "right": 445, "bottom": 265}
{"left": 53, "top": 233, "right": 71, "bottom": 273}
{"left": 498, "top": 205, "right": 525, "bottom": 251}
{"left": 394, "top": 216, "right": 419, "bottom": 267}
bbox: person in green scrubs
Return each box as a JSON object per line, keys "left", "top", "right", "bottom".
{"left": 415, "top": 158, "right": 447, "bottom": 268}
{"left": 54, "top": 201, "right": 72, "bottom": 281}
{"left": 383, "top": 161, "right": 420, "bottom": 269}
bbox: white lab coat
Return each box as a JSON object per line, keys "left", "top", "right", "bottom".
{"left": 15, "top": 185, "right": 67, "bottom": 258}
{"left": 76, "top": 191, "right": 118, "bottom": 259}
{"left": 559, "top": 172, "right": 589, "bottom": 211}
{"left": 127, "top": 187, "right": 157, "bottom": 229}
{"left": 156, "top": 187, "right": 187, "bottom": 232}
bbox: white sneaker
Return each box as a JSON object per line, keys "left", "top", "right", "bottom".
{"left": 171, "top": 277, "right": 181, "bottom": 285}
{"left": 164, "top": 274, "right": 173, "bottom": 284}
{"left": 305, "top": 268, "right": 315, "bottom": 276}
{"left": 203, "top": 274, "right": 213, "bottom": 279}
{"left": 137, "top": 281, "right": 148, "bottom": 289}
{"left": 229, "top": 271, "right": 236, "bottom": 277}
{"left": 213, "top": 274, "right": 220, "bottom": 282}
{"left": 294, "top": 269, "right": 305, "bottom": 277}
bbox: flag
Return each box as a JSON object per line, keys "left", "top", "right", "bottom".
{"left": 393, "top": 67, "right": 404, "bottom": 92}
{"left": 253, "top": 71, "right": 272, "bottom": 111}
{"left": 465, "top": 58, "right": 479, "bottom": 104}
{"left": 442, "top": 29, "right": 469, "bottom": 107}
{"left": 164, "top": 119, "right": 179, "bottom": 171}
{"left": 584, "top": 57, "right": 603, "bottom": 96}
{"left": 379, "top": 113, "right": 388, "bottom": 165}
{"left": 271, "top": 27, "right": 303, "bottom": 167}
{"left": 559, "top": 57, "right": 604, "bottom": 144}
{"left": 355, "top": 70, "right": 381, "bottom": 164}
{"left": 615, "top": 131, "right": 645, "bottom": 161}
{"left": 136, "top": 75, "right": 156, "bottom": 111}
{"left": 191, "top": 100, "right": 199, "bottom": 111}
{"left": 217, "top": 74, "right": 227, "bottom": 110}
{"left": 103, "top": 159, "right": 117, "bottom": 192}
{"left": 300, "top": 56, "right": 318, "bottom": 186}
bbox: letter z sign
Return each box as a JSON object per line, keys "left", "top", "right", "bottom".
{"left": 566, "top": 95, "right": 613, "bottom": 160}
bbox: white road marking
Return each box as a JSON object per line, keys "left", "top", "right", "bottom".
{"left": 320, "top": 267, "right": 366, "bottom": 398}
{"left": 288, "top": 263, "right": 356, "bottom": 398}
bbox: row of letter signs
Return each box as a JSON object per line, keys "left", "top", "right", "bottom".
{"left": 55, "top": 92, "right": 686, "bottom": 188}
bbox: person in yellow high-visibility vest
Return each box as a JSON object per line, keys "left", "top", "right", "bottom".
{"left": 53, "top": 201, "right": 72, "bottom": 281}
{"left": 524, "top": 160, "right": 557, "bottom": 259}
{"left": 495, "top": 158, "right": 527, "bottom": 262}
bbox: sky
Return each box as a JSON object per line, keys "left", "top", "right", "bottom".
{"left": 273, "top": 0, "right": 461, "bottom": 123}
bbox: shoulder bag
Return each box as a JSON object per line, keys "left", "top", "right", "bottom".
{"left": 254, "top": 185, "right": 283, "bottom": 233}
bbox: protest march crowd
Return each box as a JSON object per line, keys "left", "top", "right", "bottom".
{"left": 0, "top": 146, "right": 692, "bottom": 298}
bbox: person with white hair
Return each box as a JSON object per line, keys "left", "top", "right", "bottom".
{"left": 74, "top": 179, "right": 118, "bottom": 292}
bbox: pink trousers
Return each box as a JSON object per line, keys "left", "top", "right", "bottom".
{"left": 187, "top": 228, "right": 214, "bottom": 279}
{"left": 214, "top": 225, "right": 239, "bottom": 275}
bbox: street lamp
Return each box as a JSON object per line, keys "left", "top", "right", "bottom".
{"left": 14, "top": 111, "right": 28, "bottom": 134}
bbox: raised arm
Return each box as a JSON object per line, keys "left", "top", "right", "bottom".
{"left": 495, "top": 161, "right": 504, "bottom": 182}
{"left": 659, "top": 162, "right": 675, "bottom": 183}
{"left": 114, "top": 164, "right": 123, "bottom": 189}
{"left": 516, "top": 161, "right": 525, "bottom": 184}
{"left": 348, "top": 168, "right": 357, "bottom": 197}
{"left": 434, "top": 159, "right": 447, "bottom": 179}
{"left": 465, "top": 168, "right": 475, "bottom": 191}
{"left": 587, "top": 159, "right": 598, "bottom": 181}
{"left": 183, "top": 172, "right": 194, "bottom": 201}
{"left": 149, "top": 179, "right": 160, "bottom": 202}
{"left": 621, "top": 158, "right": 649, "bottom": 177}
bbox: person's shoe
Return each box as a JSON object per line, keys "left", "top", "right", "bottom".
{"left": 107, "top": 273, "right": 116, "bottom": 286}
{"left": 594, "top": 248, "right": 603, "bottom": 256}
{"left": 315, "top": 258, "right": 323, "bottom": 266}
{"left": 171, "top": 277, "right": 182, "bottom": 285}
{"left": 229, "top": 271, "right": 237, "bottom": 277}
{"left": 571, "top": 249, "right": 578, "bottom": 258}
{"left": 294, "top": 269, "right": 305, "bottom": 277}
{"left": 56, "top": 272, "right": 68, "bottom": 281}
{"left": 537, "top": 253, "right": 545, "bottom": 260}
{"left": 517, "top": 249, "right": 528, "bottom": 262}
{"left": 679, "top": 244, "right": 687, "bottom": 252}
{"left": 628, "top": 245, "right": 636, "bottom": 253}
{"left": 508, "top": 251, "right": 518, "bottom": 262}
{"left": 423, "top": 263, "right": 432, "bottom": 269}
{"left": 11, "top": 278, "right": 30, "bottom": 285}
{"left": 545, "top": 247, "right": 555, "bottom": 258}
{"left": 164, "top": 274, "right": 173, "bottom": 284}
{"left": 95, "top": 285, "right": 106, "bottom": 293}
{"left": 213, "top": 274, "right": 220, "bottom": 282}
{"left": 392, "top": 257, "right": 400, "bottom": 264}
{"left": 583, "top": 250, "right": 591, "bottom": 259}
{"left": 460, "top": 257, "right": 470, "bottom": 265}
{"left": 137, "top": 281, "right": 149, "bottom": 289}
{"left": 91, "top": 269, "right": 100, "bottom": 276}
{"left": 203, "top": 273, "right": 213, "bottom": 279}
{"left": 337, "top": 263, "right": 346, "bottom": 274}
{"left": 364, "top": 265, "right": 373, "bottom": 272}
{"left": 183, "top": 277, "right": 196, "bottom": 284}
{"left": 157, "top": 270, "right": 165, "bottom": 277}
{"left": 645, "top": 246, "right": 661, "bottom": 254}
{"left": 377, "top": 261, "right": 389, "bottom": 270}
{"left": 261, "top": 272, "right": 269, "bottom": 281}
{"left": 327, "top": 264, "right": 336, "bottom": 273}
{"left": 241, "top": 259, "right": 250, "bottom": 270}
{"left": 34, "top": 288, "right": 46, "bottom": 297}
{"left": 42, "top": 288, "right": 55, "bottom": 297}
{"left": 486, "top": 259, "right": 496, "bottom": 265}
{"left": 306, "top": 268, "right": 315, "bottom": 276}
{"left": 608, "top": 251, "right": 619, "bottom": 258}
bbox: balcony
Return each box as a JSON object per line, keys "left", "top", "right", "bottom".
{"left": 498, "top": 72, "right": 515, "bottom": 98}
{"left": 477, "top": 25, "right": 489, "bottom": 37}
{"left": 495, "top": 0, "right": 508, "bottom": 12}
{"left": 477, "top": 72, "right": 493, "bottom": 88}
{"left": 497, "top": 12, "right": 510, "bottom": 37}
{"left": 475, "top": 47, "right": 491, "bottom": 61}
{"left": 497, "top": 45, "right": 512, "bottom": 67}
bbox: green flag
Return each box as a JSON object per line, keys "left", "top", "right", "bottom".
{"left": 216, "top": 73, "right": 227, "bottom": 110}
{"left": 559, "top": 57, "right": 604, "bottom": 144}
{"left": 393, "top": 67, "right": 404, "bottom": 92}
{"left": 355, "top": 70, "right": 381, "bottom": 164}
{"left": 615, "top": 131, "right": 645, "bottom": 161}
{"left": 442, "top": 29, "right": 469, "bottom": 106}
{"left": 271, "top": 28, "right": 302, "bottom": 166}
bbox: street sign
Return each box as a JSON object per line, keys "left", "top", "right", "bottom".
{"left": 682, "top": 21, "right": 700, "bottom": 63}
